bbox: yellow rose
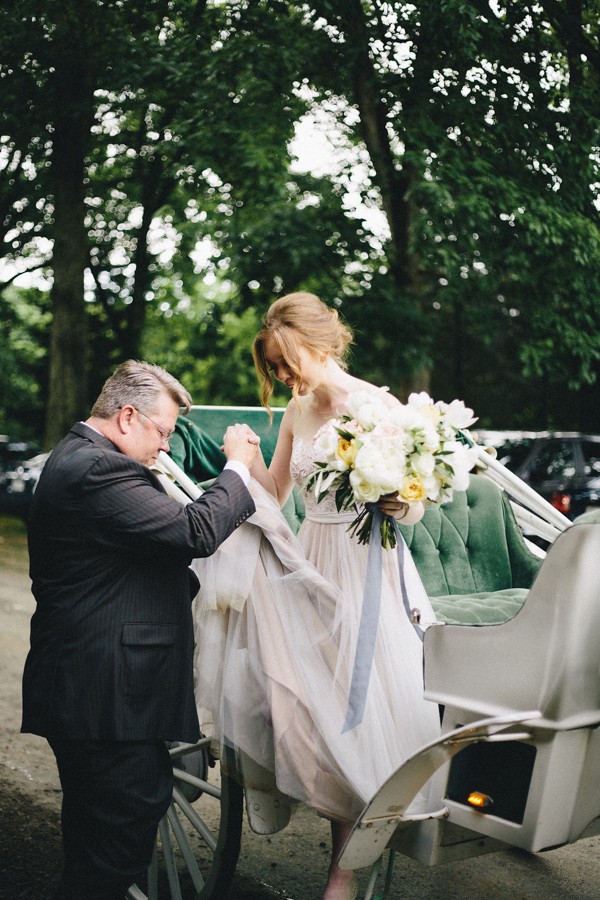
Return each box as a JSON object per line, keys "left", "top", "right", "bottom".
{"left": 336, "top": 437, "right": 357, "bottom": 467}
{"left": 399, "top": 475, "right": 427, "bottom": 503}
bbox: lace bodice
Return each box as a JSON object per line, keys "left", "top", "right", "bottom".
{"left": 291, "top": 436, "right": 354, "bottom": 521}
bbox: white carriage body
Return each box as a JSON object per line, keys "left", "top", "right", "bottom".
{"left": 146, "top": 430, "right": 600, "bottom": 900}
{"left": 339, "top": 473, "right": 600, "bottom": 881}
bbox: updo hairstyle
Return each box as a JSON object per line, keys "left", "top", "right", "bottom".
{"left": 253, "top": 292, "right": 353, "bottom": 410}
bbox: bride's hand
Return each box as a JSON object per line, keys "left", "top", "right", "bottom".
{"left": 377, "top": 495, "right": 424, "bottom": 525}
{"left": 222, "top": 424, "right": 261, "bottom": 468}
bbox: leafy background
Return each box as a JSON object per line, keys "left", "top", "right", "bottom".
{"left": 1, "top": 0, "right": 599, "bottom": 445}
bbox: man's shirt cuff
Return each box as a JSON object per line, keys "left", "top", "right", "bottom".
{"left": 223, "top": 460, "right": 250, "bottom": 485}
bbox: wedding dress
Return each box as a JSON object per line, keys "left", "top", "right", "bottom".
{"left": 192, "top": 439, "right": 441, "bottom": 824}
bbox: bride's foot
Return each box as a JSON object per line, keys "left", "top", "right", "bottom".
{"left": 322, "top": 870, "right": 358, "bottom": 900}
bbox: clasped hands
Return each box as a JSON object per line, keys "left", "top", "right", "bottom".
{"left": 222, "top": 423, "right": 261, "bottom": 469}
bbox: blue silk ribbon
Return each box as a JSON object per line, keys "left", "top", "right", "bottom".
{"left": 342, "top": 507, "right": 424, "bottom": 734}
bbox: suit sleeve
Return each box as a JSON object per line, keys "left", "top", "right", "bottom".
{"left": 82, "top": 452, "right": 255, "bottom": 562}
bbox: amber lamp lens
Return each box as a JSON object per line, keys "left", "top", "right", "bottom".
{"left": 467, "top": 791, "right": 493, "bottom": 809}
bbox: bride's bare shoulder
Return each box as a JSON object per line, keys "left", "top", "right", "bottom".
{"left": 279, "top": 399, "right": 298, "bottom": 432}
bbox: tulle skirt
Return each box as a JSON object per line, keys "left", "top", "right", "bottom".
{"left": 192, "top": 481, "right": 440, "bottom": 823}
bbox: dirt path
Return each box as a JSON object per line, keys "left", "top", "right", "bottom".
{"left": 0, "top": 517, "right": 334, "bottom": 900}
{"left": 4, "top": 515, "right": 600, "bottom": 900}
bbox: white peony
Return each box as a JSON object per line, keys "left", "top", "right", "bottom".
{"left": 437, "top": 398, "right": 478, "bottom": 431}
{"left": 344, "top": 390, "right": 389, "bottom": 430}
{"left": 411, "top": 450, "right": 436, "bottom": 477}
{"left": 406, "top": 391, "right": 441, "bottom": 422}
{"left": 388, "top": 404, "right": 440, "bottom": 452}
{"left": 352, "top": 433, "right": 406, "bottom": 496}
{"left": 442, "top": 441, "right": 479, "bottom": 491}
{"left": 313, "top": 421, "right": 341, "bottom": 465}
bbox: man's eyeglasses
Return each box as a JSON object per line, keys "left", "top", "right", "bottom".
{"left": 136, "top": 409, "right": 175, "bottom": 443}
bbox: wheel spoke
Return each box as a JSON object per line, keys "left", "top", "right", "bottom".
{"left": 168, "top": 737, "right": 211, "bottom": 760}
{"left": 172, "top": 767, "right": 221, "bottom": 800}
{"left": 158, "top": 818, "right": 184, "bottom": 900}
{"left": 166, "top": 805, "right": 205, "bottom": 893}
{"left": 136, "top": 748, "right": 242, "bottom": 899}
{"left": 172, "top": 784, "right": 218, "bottom": 852}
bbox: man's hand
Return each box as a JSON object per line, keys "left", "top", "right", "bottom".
{"left": 222, "top": 423, "right": 261, "bottom": 469}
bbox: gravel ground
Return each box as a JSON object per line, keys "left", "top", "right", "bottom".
{"left": 0, "top": 516, "right": 335, "bottom": 900}
{"left": 4, "top": 514, "right": 600, "bottom": 900}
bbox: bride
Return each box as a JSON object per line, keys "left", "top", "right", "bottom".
{"left": 193, "top": 292, "right": 441, "bottom": 900}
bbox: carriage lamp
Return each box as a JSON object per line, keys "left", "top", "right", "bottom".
{"left": 467, "top": 791, "right": 494, "bottom": 810}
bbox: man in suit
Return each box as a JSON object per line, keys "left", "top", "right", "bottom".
{"left": 22, "top": 360, "right": 258, "bottom": 900}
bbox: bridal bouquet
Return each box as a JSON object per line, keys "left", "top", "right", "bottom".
{"left": 305, "top": 389, "right": 479, "bottom": 548}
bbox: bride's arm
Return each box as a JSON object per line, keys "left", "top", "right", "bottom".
{"left": 249, "top": 403, "right": 296, "bottom": 506}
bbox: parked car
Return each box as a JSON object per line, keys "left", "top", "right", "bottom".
{"left": 476, "top": 430, "right": 600, "bottom": 520}
{"left": 0, "top": 436, "right": 46, "bottom": 520}
{"left": 0, "top": 436, "right": 41, "bottom": 471}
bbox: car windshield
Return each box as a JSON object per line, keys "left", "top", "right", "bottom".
{"left": 0, "top": 441, "right": 41, "bottom": 467}
{"left": 528, "top": 440, "right": 577, "bottom": 481}
{"left": 495, "top": 439, "right": 535, "bottom": 472}
{"left": 581, "top": 441, "right": 600, "bottom": 477}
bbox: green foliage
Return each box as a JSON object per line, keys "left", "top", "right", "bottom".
{"left": 141, "top": 283, "right": 288, "bottom": 406}
{"left": 0, "top": 288, "right": 51, "bottom": 439}
{"left": 1, "top": 0, "right": 600, "bottom": 435}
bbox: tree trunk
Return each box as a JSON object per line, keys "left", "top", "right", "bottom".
{"left": 338, "top": 0, "right": 430, "bottom": 394}
{"left": 44, "top": 19, "right": 92, "bottom": 448}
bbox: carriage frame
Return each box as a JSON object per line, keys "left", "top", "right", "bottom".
{"left": 126, "top": 406, "right": 600, "bottom": 900}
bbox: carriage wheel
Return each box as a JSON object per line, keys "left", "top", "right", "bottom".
{"left": 128, "top": 738, "right": 243, "bottom": 900}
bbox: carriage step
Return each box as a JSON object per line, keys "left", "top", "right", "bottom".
{"left": 245, "top": 785, "right": 292, "bottom": 834}
{"left": 239, "top": 750, "right": 293, "bottom": 834}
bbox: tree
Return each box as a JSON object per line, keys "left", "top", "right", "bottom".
{"left": 1, "top": 0, "right": 143, "bottom": 443}
{"left": 2, "top": 0, "right": 600, "bottom": 442}
{"left": 284, "top": 0, "right": 600, "bottom": 419}
{"left": 2, "top": 0, "right": 356, "bottom": 439}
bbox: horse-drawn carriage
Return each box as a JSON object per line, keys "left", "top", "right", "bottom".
{"left": 127, "top": 405, "right": 600, "bottom": 900}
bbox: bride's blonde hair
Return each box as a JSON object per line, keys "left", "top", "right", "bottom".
{"left": 253, "top": 292, "right": 353, "bottom": 411}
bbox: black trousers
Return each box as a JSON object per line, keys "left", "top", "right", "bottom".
{"left": 48, "top": 738, "right": 173, "bottom": 900}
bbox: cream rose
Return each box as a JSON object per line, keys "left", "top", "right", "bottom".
{"left": 398, "top": 475, "right": 427, "bottom": 503}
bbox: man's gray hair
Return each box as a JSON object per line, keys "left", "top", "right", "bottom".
{"left": 91, "top": 360, "right": 192, "bottom": 419}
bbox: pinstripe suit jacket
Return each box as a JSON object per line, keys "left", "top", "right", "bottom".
{"left": 22, "top": 422, "right": 255, "bottom": 743}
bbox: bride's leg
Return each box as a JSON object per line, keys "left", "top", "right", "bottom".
{"left": 322, "top": 819, "right": 357, "bottom": 900}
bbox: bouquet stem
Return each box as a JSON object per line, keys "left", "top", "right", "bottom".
{"left": 347, "top": 505, "right": 398, "bottom": 549}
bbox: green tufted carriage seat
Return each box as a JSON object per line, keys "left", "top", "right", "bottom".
{"left": 170, "top": 408, "right": 541, "bottom": 626}
{"left": 397, "top": 475, "right": 541, "bottom": 624}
